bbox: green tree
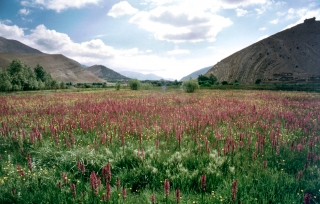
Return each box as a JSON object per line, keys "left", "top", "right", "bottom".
{"left": 129, "top": 79, "right": 141, "bottom": 90}
{"left": 255, "top": 79, "right": 262, "bottom": 84}
{"left": 0, "top": 69, "right": 12, "bottom": 92}
{"left": 198, "top": 75, "right": 209, "bottom": 85}
{"left": 182, "top": 79, "right": 199, "bottom": 93}
{"left": 208, "top": 74, "right": 217, "bottom": 85}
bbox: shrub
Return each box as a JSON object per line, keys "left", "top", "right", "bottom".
{"left": 129, "top": 79, "right": 141, "bottom": 90}
{"left": 221, "top": 81, "right": 228, "bottom": 85}
{"left": 141, "top": 83, "right": 153, "bottom": 90}
{"left": 182, "top": 79, "right": 199, "bottom": 93}
{"left": 115, "top": 82, "right": 121, "bottom": 90}
{"left": 255, "top": 79, "right": 262, "bottom": 84}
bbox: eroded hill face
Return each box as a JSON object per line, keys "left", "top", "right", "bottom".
{"left": 87, "top": 65, "right": 129, "bottom": 81}
{"left": 0, "top": 53, "right": 105, "bottom": 83}
{"left": 205, "top": 18, "right": 320, "bottom": 84}
{"left": 0, "top": 37, "right": 42, "bottom": 54}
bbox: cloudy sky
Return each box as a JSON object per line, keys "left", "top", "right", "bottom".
{"left": 0, "top": 0, "right": 319, "bottom": 80}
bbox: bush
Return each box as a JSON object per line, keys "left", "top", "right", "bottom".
{"left": 255, "top": 79, "right": 262, "bottom": 84}
{"left": 115, "top": 82, "right": 121, "bottom": 90}
{"left": 221, "top": 81, "right": 228, "bottom": 85}
{"left": 141, "top": 82, "right": 153, "bottom": 90}
{"left": 181, "top": 79, "right": 199, "bottom": 93}
{"left": 129, "top": 79, "right": 141, "bottom": 90}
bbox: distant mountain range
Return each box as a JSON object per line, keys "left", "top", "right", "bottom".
{"left": 0, "top": 36, "right": 104, "bottom": 83}
{"left": 119, "top": 71, "right": 170, "bottom": 80}
{"left": 205, "top": 17, "right": 320, "bottom": 84}
{"left": 87, "top": 65, "right": 129, "bottom": 81}
{"left": 180, "top": 66, "right": 212, "bottom": 81}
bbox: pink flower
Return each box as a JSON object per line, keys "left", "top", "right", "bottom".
{"left": 200, "top": 174, "right": 206, "bottom": 191}
{"left": 122, "top": 187, "right": 127, "bottom": 200}
{"left": 151, "top": 194, "right": 156, "bottom": 204}
{"left": 231, "top": 180, "right": 238, "bottom": 202}
{"left": 27, "top": 154, "right": 32, "bottom": 171}
{"left": 70, "top": 183, "right": 76, "bottom": 198}
{"left": 102, "top": 162, "right": 111, "bottom": 184}
{"left": 90, "top": 171, "right": 100, "bottom": 196}
{"left": 116, "top": 178, "right": 120, "bottom": 191}
{"left": 106, "top": 183, "right": 111, "bottom": 200}
{"left": 164, "top": 179, "right": 170, "bottom": 197}
{"left": 175, "top": 189, "right": 181, "bottom": 203}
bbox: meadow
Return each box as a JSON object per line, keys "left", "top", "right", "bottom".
{"left": 0, "top": 89, "right": 319, "bottom": 203}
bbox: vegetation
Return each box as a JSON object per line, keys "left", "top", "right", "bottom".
{"left": 181, "top": 79, "right": 199, "bottom": 93}
{"left": 197, "top": 74, "right": 217, "bottom": 86}
{"left": 0, "top": 89, "right": 319, "bottom": 203}
{"left": 115, "top": 82, "right": 121, "bottom": 91}
{"left": 255, "top": 79, "right": 262, "bottom": 84}
{"left": 129, "top": 79, "right": 141, "bottom": 90}
{"left": 0, "top": 59, "right": 64, "bottom": 92}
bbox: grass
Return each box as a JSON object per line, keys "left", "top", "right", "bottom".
{"left": 0, "top": 88, "right": 319, "bottom": 203}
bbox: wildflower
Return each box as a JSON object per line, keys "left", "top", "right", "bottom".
{"left": 70, "top": 183, "right": 76, "bottom": 198}
{"left": 16, "top": 164, "right": 25, "bottom": 176}
{"left": 27, "top": 154, "right": 32, "bottom": 171}
{"left": 77, "top": 161, "right": 85, "bottom": 175}
{"left": 151, "top": 194, "right": 156, "bottom": 204}
{"left": 116, "top": 178, "right": 120, "bottom": 190}
{"left": 122, "top": 187, "right": 127, "bottom": 200}
{"left": 164, "top": 179, "right": 170, "bottom": 197}
{"left": 102, "top": 162, "right": 111, "bottom": 184}
{"left": 61, "top": 173, "right": 68, "bottom": 184}
{"left": 263, "top": 160, "right": 267, "bottom": 168}
{"left": 231, "top": 180, "right": 238, "bottom": 202}
{"left": 175, "top": 189, "right": 181, "bottom": 203}
{"left": 200, "top": 174, "right": 206, "bottom": 191}
{"left": 90, "top": 171, "right": 100, "bottom": 196}
{"left": 298, "top": 170, "right": 303, "bottom": 181}
{"left": 304, "top": 193, "right": 311, "bottom": 204}
{"left": 106, "top": 183, "right": 111, "bottom": 200}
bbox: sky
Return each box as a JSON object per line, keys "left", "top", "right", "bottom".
{"left": 0, "top": 0, "right": 319, "bottom": 80}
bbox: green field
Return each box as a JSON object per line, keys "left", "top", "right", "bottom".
{"left": 0, "top": 89, "right": 319, "bottom": 203}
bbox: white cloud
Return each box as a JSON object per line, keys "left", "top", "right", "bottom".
{"left": 270, "top": 19, "right": 279, "bottom": 24}
{"left": 18, "top": 8, "right": 31, "bottom": 15}
{"left": 167, "top": 49, "right": 190, "bottom": 55}
{"left": 0, "top": 19, "right": 12, "bottom": 24}
{"left": 283, "top": 7, "right": 320, "bottom": 30}
{"left": 146, "top": 49, "right": 152, "bottom": 53}
{"left": 258, "top": 34, "right": 269, "bottom": 41}
{"left": 130, "top": 6, "right": 232, "bottom": 43}
{"left": 236, "top": 8, "right": 248, "bottom": 17}
{"left": 259, "top": 27, "right": 266, "bottom": 31}
{"left": 108, "top": 1, "right": 138, "bottom": 18}
{"left": 0, "top": 23, "right": 25, "bottom": 39}
{"left": 21, "top": 0, "right": 101, "bottom": 12}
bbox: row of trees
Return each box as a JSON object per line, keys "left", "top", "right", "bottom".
{"left": 0, "top": 59, "right": 64, "bottom": 92}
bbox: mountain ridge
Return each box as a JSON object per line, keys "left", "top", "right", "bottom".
{"left": 87, "top": 65, "right": 130, "bottom": 81}
{"left": 205, "top": 17, "right": 320, "bottom": 84}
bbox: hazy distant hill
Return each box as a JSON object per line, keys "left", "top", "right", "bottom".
{"left": 119, "top": 71, "right": 165, "bottom": 80}
{"left": 180, "top": 66, "right": 212, "bottom": 81}
{"left": 0, "top": 36, "right": 104, "bottom": 83}
{"left": 0, "top": 36, "right": 42, "bottom": 54}
{"left": 87, "top": 65, "right": 129, "bottom": 81}
{"left": 205, "top": 17, "right": 320, "bottom": 84}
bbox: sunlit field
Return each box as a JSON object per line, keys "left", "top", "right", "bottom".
{"left": 0, "top": 89, "right": 319, "bottom": 203}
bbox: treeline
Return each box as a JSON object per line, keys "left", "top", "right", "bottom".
{"left": 0, "top": 59, "right": 66, "bottom": 92}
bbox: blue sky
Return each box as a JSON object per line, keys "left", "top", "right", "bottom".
{"left": 0, "top": 0, "right": 319, "bottom": 80}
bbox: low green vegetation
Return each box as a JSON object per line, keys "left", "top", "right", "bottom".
{"left": 181, "top": 79, "right": 199, "bottom": 93}
{"left": 0, "top": 59, "right": 66, "bottom": 92}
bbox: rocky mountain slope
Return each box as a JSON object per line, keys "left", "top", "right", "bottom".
{"left": 180, "top": 66, "right": 212, "bottom": 81}
{"left": 0, "top": 36, "right": 42, "bottom": 54}
{"left": 205, "top": 17, "right": 320, "bottom": 84}
{"left": 0, "top": 37, "right": 104, "bottom": 83}
{"left": 87, "top": 65, "right": 129, "bottom": 81}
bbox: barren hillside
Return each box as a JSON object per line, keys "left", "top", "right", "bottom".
{"left": 0, "top": 53, "right": 105, "bottom": 83}
{"left": 87, "top": 65, "right": 129, "bottom": 81}
{"left": 205, "top": 17, "right": 320, "bottom": 84}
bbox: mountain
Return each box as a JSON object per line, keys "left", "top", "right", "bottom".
{"left": 180, "top": 66, "right": 212, "bottom": 81}
{"left": 205, "top": 17, "right": 320, "bottom": 84}
{"left": 119, "top": 71, "right": 166, "bottom": 80}
{"left": 0, "top": 37, "right": 104, "bottom": 83}
{"left": 0, "top": 36, "right": 42, "bottom": 54}
{"left": 87, "top": 65, "right": 130, "bottom": 81}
